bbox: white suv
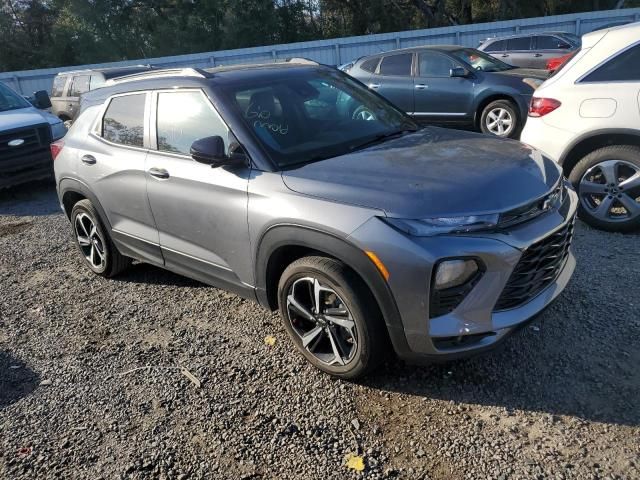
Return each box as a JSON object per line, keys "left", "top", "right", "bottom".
{"left": 521, "top": 22, "right": 640, "bottom": 232}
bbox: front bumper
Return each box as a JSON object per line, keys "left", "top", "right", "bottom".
{"left": 348, "top": 186, "right": 578, "bottom": 362}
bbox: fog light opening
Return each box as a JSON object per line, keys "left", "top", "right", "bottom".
{"left": 434, "top": 259, "right": 478, "bottom": 290}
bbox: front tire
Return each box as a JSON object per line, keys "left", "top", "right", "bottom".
{"left": 479, "top": 100, "right": 520, "bottom": 138}
{"left": 70, "top": 199, "right": 131, "bottom": 277}
{"left": 568, "top": 145, "right": 640, "bottom": 232}
{"left": 277, "top": 256, "right": 387, "bottom": 379}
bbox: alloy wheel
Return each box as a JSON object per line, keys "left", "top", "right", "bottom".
{"left": 353, "top": 108, "right": 376, "bottom": 121}
{"left": 579, "top": 159, "right": 640, "bottom": 222}
{"left": 74, "top": 212, "right": 106, "bottom": 269}
{"left": 286, "top": 277, "right": 358, "bottom": 366}
{"left": 485, "top": 107, "right": 514, "bottom": 136}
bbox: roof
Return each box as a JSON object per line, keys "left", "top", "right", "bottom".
{"left": 481, "top": 31, "right": 575, "bottom": 42}
{"left": 57, "top": 65, "right": 154, "bottom": 79}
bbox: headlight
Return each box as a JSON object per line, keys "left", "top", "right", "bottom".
{"left": 383, "top": 213, "right": 499, "bottom": 236}
{"left": 50, "top": 121, "right": 67, "bottom": 141}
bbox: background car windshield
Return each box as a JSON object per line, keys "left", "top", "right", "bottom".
{"left": 223, "top": 70, "right": 417, "bottom": 168}
{"left": 451, "top": 48, "right": 514, "bottom": 72}
{"left": 0, "top": 82, "right": 30, "bottom": 112}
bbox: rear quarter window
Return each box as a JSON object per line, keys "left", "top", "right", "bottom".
{"left": 102, "top": 94, "right": 146, "bottom": 147}
{"left": 582, "top": 45, "right": 640, "bottom": 82}
{"left": 51, "top": 76, "right": 67, "bottom": 97}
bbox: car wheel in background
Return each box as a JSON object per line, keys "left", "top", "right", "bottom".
{"left": 480, "top": 100, "right": 519, "bottom": 138}
{"left": 352, "top": 105, "right": 377, "bottom": 121}
{"left": 568, "top": 145, "right": 640, "bottom": 232}
{"left": 277, "top": 256, "right": 387, "bottom": 379}
{"left": 70, "top": 199, "right": 131, "bottom": 277}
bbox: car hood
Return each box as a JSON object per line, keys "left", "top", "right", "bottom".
{"left": 281, "top": 127, "right": 561, "bottom": 219}
{"left": 492, "top": 67, "right": 549, "bottom": 80}
{"left": 0, "top": 106, "right": 60, "bottom": 131}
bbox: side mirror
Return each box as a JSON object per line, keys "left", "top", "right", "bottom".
{"left": 450, "top": 67, "right": 470, "bottom": 78}
{"left": 190, "top": 136, "right": 247, "bottom": 168}
{"left": 33, "top": 90, "right": 52, "bottom": 109}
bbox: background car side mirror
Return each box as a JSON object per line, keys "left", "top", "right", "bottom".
{"left": 33, "top": 90, "right": 52, "bottom": 109}
{"left": 190, "top": 136, "right": 247, "bottom": 168}
{"left": 450, "top": 67, "right": 470, "bottom": 78}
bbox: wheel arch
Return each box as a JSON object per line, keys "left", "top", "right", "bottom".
{"left": 254, "top": 224, "right": 411, "bottom": 357}
{"left": 474, "top": 92, "right": 520, "bottom": 128}
{"left": 59, "top": 177, "right": 112, "bottom": 230}
{"left": 559, "top": 129, "right": 640, "bottom": 176}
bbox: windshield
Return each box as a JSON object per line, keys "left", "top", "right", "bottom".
{"left": 221, "top": 69, "right": 418, "bottom": 168}
{"left": 0, "top": 82, "right": 30, "bottom": 112}
{"left": 450, "top": 48, "right": 514, "bottom": 72}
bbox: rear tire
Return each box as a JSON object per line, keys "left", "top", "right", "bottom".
{"left": 568, "top": 145, "right": 640, "bottom": 232}
{"left": 70, "top": 199, "right": 131, "bottom": 277}
{"left": 479, "top": 99, "right": 520, "bottom": 139}
{"left": 277, "top": 256, "right": 387, "bottom": 379}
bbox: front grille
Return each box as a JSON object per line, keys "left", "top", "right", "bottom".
{"left": 494, "top": 219, "right": 574, "bottom": 311}
{"left": 0, "top": 124, "right": 51, "bottom": 164}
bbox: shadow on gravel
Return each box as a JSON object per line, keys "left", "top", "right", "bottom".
{"left": 0, "top": 352, "right": 40, "bottom": 410}
{"left": 362, "top": 327, "right": 639, "bottom": 427}
{"left": 0, "top": 180, "right": 59, "bottom": 217}
{"left": 114, "top": 262, "right": 206, "bottom": 288}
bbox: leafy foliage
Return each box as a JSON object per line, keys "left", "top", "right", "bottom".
{"left": 0, "top": 0, "right": 636, "bottom": 71}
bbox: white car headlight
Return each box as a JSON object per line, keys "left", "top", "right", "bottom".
{"left": 384, "top": 214, "right": 499, "bottom": 236}
{"left": 50, "top": 121, "right": 67, "bottom": 141}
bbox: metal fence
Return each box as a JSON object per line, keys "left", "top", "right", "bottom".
{"left": 2, "top": 7, "right": 639, "bottom": 95}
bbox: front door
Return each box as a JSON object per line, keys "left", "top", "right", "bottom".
{"left": 367, "top": 52, "right": 415, "bottom": 113}
{"left": 145, "top": 89, "right": 252, "bottom": 294}
{"left": 413, "top": 51, "right": 475, "bottom": 122}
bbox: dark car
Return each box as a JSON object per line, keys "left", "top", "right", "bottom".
{"left": 50, "top": 66, "right": 154, "bottom": 126}
{"left": 478, "top": 32, "right": 580, "bottom": 69}
{"left": 348, "top": 46, "right": 547, "bottom": 138}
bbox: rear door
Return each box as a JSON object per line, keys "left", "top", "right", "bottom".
{"left": 145, "top": 89, "right": 251, "bottom": 292}
{"left": 533, "top": 35, "right": 574, "bottom": 69}
{"left": 505, "top": 36, "right": 534, "bottom": 68}
{"left": 368, "top": 52, "right": 414, "bottom": 113}
{"left": 413, "top": 50, "right": 474, "bottom": 122}
{"left": 79, "top": 91, "right": 163, "bottom": 264}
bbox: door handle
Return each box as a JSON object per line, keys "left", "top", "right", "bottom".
{"left": 415, "top": 84, "right": 428, "bottom": 90}
{"left": 534, "top": 53, "right": 543, "bottom": 57}
{"left": 148, "top": 167, "right": 170, "bottom": 179}
{"left": 81, "top": 154, "right": 96, "bottom": 165}
{"left": 501, "top": 54, "right": 509, "bottom": 57}
{"left": 369, "top": 83, "right": 380, "bottom": 89}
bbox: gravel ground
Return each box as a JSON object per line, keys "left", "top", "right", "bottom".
{"left": 0, "top": 181, "right": 638, "bottom": 480}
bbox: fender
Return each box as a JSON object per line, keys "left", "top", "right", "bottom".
{"left": 558, "top": 128, "right": 640, "bottom": 166}
{"left": 254, "top": 224, "right": 414, "bottom": 359}
{"left": 58, "top": 176, "right": 112, "bottom": 230}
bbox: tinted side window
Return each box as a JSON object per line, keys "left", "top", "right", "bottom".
{"left": 536, "top": 35, "right": 570, "bottom": 50}
{"left": 102, "top": 94, "right": 146, "bottom": 147}
{"left": 485, "top": 40, "right": 506, "bottom": 53}
{"left": 51, "top": 76, "right": 67, "bottom": 97}
{"left": 360, "top": 57, "right": 380, "bottom": 73}
{"left": 378, "top": 53, "right": 412, "bottom": 76}
{"left": 418, "top": 51, "right": 457, "bottom": 77}
{"left": 506, "top": 37, "right": 531, "bottom": 51}
{"left": 156, "top": 91, "right": 228, "bottom": 155}
{"left": 582, "top": 45, "right": 640, "bottom": 82}
{"left": 69, "top": 75, "right": 90, "bottom": 97}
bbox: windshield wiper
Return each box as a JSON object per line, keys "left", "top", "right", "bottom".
{"left": 349, "top": 129, "right": 418, "bottom": 153}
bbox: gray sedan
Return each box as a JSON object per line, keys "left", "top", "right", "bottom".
{"left": 347, "top": 46, "right": 547, "bottom": 138}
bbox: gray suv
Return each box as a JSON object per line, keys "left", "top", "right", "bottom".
{"left": 478, "top": 32, "right": 581, "bottom": 69}
{"left": 53, "top": 63, "right": 578, "bottom": 378}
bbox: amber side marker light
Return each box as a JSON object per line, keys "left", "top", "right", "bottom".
{"left": 365, "top": 251, "right": 390, "bottom": 281}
